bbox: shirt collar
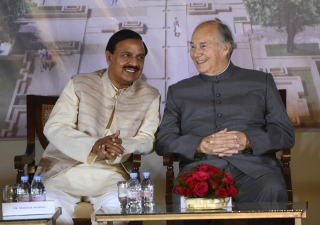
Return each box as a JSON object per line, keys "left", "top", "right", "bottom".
{"left": 199, "top": 61, "right": 236, "bottom": 82}
{"left": 102, "top": 69, "right": 131, "bottom": 92}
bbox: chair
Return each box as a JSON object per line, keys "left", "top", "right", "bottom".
{"left": 162, "top": 89, "right": 293, "bottom": 225}
{"left": 14, "top": 95, "right": 142, "bottom": 225}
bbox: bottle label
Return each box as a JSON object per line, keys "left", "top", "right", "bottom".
{"left": 32, "top": 194, "right": 45, "bottom": 201}
{"left": 19, "top": 194, "right": 30, "bottom": 202}
{"left": 127, "top": 191, "right": 140, "bottom": 198}
{"left": 142, "top": 191, "right": 152, "bottom": 198}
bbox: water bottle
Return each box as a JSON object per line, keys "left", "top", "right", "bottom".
{"left": 17, "top": 176, "right": 30, "bottom": 202}
{"left": 141, "top": 172, "right": 154, "bottom": 213}
{"left": 31, "top": 176, "right": 46, "bottom": 201}
{"left": 126, "top": 173, "right": 142, "bottom": 213}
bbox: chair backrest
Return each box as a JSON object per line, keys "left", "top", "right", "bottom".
{"left": 14, "top": 95, "right": 59, "bottom": 183}
{"left": 163, "top": 89, "right": 293, "bottom": 204}
{"left": 29, "top": 95, "right": 59, "bottom": 149}
{"left": 278, "top": 89, "right": 293, "bottom": 202}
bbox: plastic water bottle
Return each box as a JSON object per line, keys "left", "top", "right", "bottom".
{"left": 126, "top": 173, "right": 142, "bottom": 213}
{"left": 141, "top": 172, "right": 154, "bottom": 213}
{"left": 31, "top": 176, "right": 46, "bottom": 201}
{"left": 17, "top": 176, "right": 31, "bottom": 202}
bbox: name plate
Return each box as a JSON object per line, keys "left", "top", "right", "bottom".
{"left": 2, "top": 201, "right": 55, "bottom": 216}
{"left": 180, "top": 196, "right": 232, "bottom": 209}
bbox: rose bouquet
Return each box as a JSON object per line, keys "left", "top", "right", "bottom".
{"left": 173, "top": 164, "right": 238, "bottom": 199}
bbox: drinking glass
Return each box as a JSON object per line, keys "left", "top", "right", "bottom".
{"left": 117, "top": 181, "right": 127, "bottom": 209}
{"left": 2, "top": 184, "right": 20, "bottom": 203}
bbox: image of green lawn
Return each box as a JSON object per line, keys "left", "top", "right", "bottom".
{"left": 266, "top": 43, "right": 320, "bottom": 56}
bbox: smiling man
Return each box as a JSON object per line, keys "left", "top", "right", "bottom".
{"left": 35, "top": 29, "right": 160, "bottom": 225}
{"left": 155, "top": 19, "right": 294, "bottom": 225}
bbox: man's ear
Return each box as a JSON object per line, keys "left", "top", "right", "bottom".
{"left": 222, "top": 42, "right": 231, "bottom": 57}
{"left": 105, "top": 50, "right": 112, "bottom": 65}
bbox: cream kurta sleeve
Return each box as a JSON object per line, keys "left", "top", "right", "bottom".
{"left": 43, "top": 80, "right": 98, "bottom": 164}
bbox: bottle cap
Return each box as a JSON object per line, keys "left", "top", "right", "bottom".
{"left": 143, "top": 172, "right": 150, "bottom": 177}
{"left": 21, "top": 176, "right": 29, "bottom": 182}
{"left": 129, "top": 173, "right": 138, "bottom": 178}
{"left": 33, "top": 176, "right": 42, "bottom": 181}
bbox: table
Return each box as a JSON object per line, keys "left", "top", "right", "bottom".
{"left": 91, "top": 202, "right": 307, "bottom": 225}
{"left": 0, "top": 207, "right": 61, "bottom": 225}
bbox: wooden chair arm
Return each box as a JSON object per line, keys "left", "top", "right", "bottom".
{"left": 132, "top": 153, "right": 141, "bottom": 169}
{"left": 281, "top": 148, "right": 293, "bottom": 202}
{"left": 163, "top": 153, "right": 179, "bottom": 166}
{"left": 14, "top": 143, "right": 35, "bottom": 169}
{"left": 281, "top": 148, "right": 291, "bottom": 165}
{"left": 163, "top": 153, "right": 179, "bottom": 205}
{"left": 122, "top": 153, "right": 142, "bottom": 180}
{"left": 14, "top": 143, "right": 36, "bottom": 183}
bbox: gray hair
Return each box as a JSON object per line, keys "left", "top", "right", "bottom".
{"left": 198, "top": 18, "right": 234, "bottom": 60}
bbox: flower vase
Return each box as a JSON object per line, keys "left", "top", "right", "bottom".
{"left": 185, "top": 197, "right": 230, "bottom": 210}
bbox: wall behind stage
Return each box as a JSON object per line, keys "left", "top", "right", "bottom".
{"left": 1, "top": 0, "right": 320, "bottom": 139}
{"left": 0, "top": 132, "right": 319, "bottom": 225}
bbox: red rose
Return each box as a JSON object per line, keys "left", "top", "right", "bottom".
{"left": 192, "top": 182, "right": 208, "bottom": 197}
{"left": 215, "top": 188, "right": 228, "bottom": 198}
{"left": 181, "top": 169, "right": 195, "bottom": 180}
{"left": 193, "top": 171, "right": 210, "bottom": 181}
{"left": 173, "top": 184, "right": 185, "bottom": 195}
{"left": 207, "top": 165, "right": 221, "bottom": 175}
{"left": 183, "top": 188, "right": 193, "bottom": 197}
{"left": 186, "top": 177, "right": 197, "bottom": 188}
{"left": 222, "top": 173, "right": 234, "bottom": 185}
{"left": 197, "top": 164, "right": 210, "bottom": 172}
{"left": 173, "top": 184, "right": 193, "bottom": 197}
{"left": 211, "top": 179, "right": 220, "bottom": 189}
{"left": 226, "top": 185, "right": 238, "bottom": 197}
{"left": 174, "top": 165, "right": 238, "bottom": 200}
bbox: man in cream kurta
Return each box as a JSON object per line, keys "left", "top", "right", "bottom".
{"left": 35, "top": 30, "right": 160, "bottom": 225}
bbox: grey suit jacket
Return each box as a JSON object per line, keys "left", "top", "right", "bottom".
{"left": 155, "top": 62, "right": 295, "bottom": 179}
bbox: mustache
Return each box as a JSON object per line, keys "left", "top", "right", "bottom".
{"left": 124, "top": 65, "right": 139, "bottom": 71}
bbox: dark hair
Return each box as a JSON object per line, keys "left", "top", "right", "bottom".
{"left": 105, "top": 29, "right": 148, "bottom": 55}
{"left": 199, "top": 19, "right": 234, "bottom": 60}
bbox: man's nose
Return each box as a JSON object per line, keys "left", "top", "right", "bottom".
{"left": 128, "top": 57, "right": 139, "bottom": 66}
{"left": 192, "top": 47, "right": 202, "bottom": 57}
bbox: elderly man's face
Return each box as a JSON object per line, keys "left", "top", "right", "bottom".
{"left": 189, "top": 24, "right": 230, "bottom": 76}
{"left": 106, "top": 39, "right": 145, "bottom": 89}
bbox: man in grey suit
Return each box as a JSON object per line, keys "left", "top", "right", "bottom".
{"left": 155, "top": 19, "right": 294, "bottom": 224}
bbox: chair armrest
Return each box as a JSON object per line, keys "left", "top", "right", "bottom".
{"left": 121, "top": 153, "right": 141, "bottom": 179}
{"left": 280, "top": 148, "right": 291, "bottom": 167}
{"left": 14, "top": 143, "right": 35, "bottom": 169}
{"left": 163, "top": 153, "right": 179, "bottom": 205}
{"left": 131, "top": 153, "right": 141, "bottom": 180}
{"left": 14, "top": 143, "right": 36, "bottom": 183}
{"left": 280, "top": 148, "right": 293, "bottom": 202}
{"left": 131, "top": 153, "right": 141, "bottom": 171}
{"left": 163, "top": 153, "right": 179, "bottom": 166}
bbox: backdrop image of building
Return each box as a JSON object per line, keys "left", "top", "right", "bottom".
{"left": 1, "top": 1, "right": 320, "bottom": 225}
{"left": 1, "top": 0, "right": 320, "bottom": 139}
